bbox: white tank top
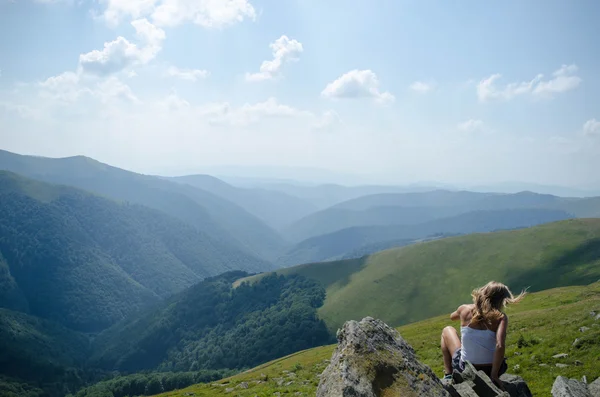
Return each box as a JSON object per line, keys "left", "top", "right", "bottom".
{"left": 460, "top": 326, "right": 496, "bottom": 364}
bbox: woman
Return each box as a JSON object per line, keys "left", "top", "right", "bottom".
{"left": 440, "top": 281, "right": 526, "bottom": 389}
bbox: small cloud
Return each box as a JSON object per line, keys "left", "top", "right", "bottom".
{"left": 246, "top": 35, "right": 303, "bottom": 82}
{"left": 321, "top": 69, "right": 394, "bottom": 104}
{"left": 477, "top": 64, "right": 581, "bottom": 102}
{"left": 409, "top": 81, "right": 435, "bottom": 93}
{"left": 583, "top": 118, "right": 600, "bottom": 137}
{"left": 457, "top": 119, "right": 484, "bottom": 132}
{"left": 167, "top": 66, "right": 209, "bottom": 81}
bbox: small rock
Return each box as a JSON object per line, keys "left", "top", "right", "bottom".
{"left": 238, "top": 382, "right": 249, "bottom": 389}
{"left": 575, "top": 360, "right": 583, "bottom": 366}
{"left": 591, "top": 311, "right": 597, "bottom": 318}
{"left": 573, "top": 338, "right": 581, "bottom": 347}
{"left": 580, "top": 326, "right": 590, "bottom": 332}
{"left": 553, "top": 353, "right": 569, "bottom": 359}
{"left": 514, "top": 351, "right": 522, "bottom": 356}
{"left": 225, "top": 387, "right": 235, "bottom": 393}
{"left": 514, "top": 364, "right": 521, "bottom": 371}
{"left": 582, "top": 376, "right": 587, "bottom": 384}
{"left": 540, "top": 364, "right": 549, "bottom": 367}
{"left": 556, "top": 363, "right": 569, "bottom": 368}
{"left": 285, "top": 381, "right": 294, "bottom": 386}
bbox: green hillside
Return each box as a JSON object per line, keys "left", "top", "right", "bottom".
{"left": 170, "top": 175, "right": 317, "bottom": 230}
{"left": 256, "top": 219, "right": 600, "bottom": 331}
{"left": 148, "top": 282, "right": 600, "bottom": 397}
{"left": 0, "top": 171, "right": 271, "bottom": 332}
{"left": 89, "top": 271, "right": 332, "bottom": 374}
{"left": 0, "top": 149, "right": 286, "bottom": 261}
{"left": 278, "top": 208, "right": 573, "bottom": 266}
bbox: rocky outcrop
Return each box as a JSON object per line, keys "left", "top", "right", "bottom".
{"left": 449, "top": 361, "right": 532, "bottom": 397}
{"left": 552, "top": 376, "right": 600, "bottom": 397}
{"left": 316, "top": 316, "right": 532, "bottom": 397}
{"left": 316, "top": 317, "right": 448, "bottom": 397}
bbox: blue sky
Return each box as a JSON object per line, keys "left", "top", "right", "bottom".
{"left": 1, "top": 0, "right": 599, "bottom": 188}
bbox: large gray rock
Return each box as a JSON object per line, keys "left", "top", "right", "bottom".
{"left": 589, "top": 378, "right": 600, "bottom": 397}
{"left": 316, "top": 317, "right": 450, "bottom": 397}
{"left": 552, "top": 376, "right": 592, "bottom": 397}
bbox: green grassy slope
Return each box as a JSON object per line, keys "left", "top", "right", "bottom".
{"left": 0, "top": 149, "right": 286, "bottom": 261}
{"left": 153, "top": 282, "right": 600, "bottom": 397}
{"left": 251, "top": 219, "right": 600, "bottom": 332}
{"left": 0, "top": 171, "right": 270, "bottom": 332}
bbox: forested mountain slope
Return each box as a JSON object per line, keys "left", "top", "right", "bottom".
{"left": 0, "top": 150, "right": 286, "bottom": 261}
{"left": 0, "top": 171, "right": 272, "bottom": 332}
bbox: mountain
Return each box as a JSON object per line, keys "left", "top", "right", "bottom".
{"left": 241, "top": 182, "right": 441, "bottom": 209}
{"left": 89, "top": 271, "right": 332, "bottom": 374}
{"left": 284, "top": 190, "right": 600, "bottom": 242}
{"left": 0, "top": 150, "right": 286, "bottom": 261}
{"left": 169, "top": 174, "right": 317, "bottom": 230}
{"left": 0, "top": 171, "right": 272, "bottom": 332}
{"left": 148, "top": 281, "right": 600, "bottom": 397}
{"left": 246, "top": 218, "right": 600, "bottom": 332}
{"left": 278, "top": 208, "right": 573, "bottom": 266}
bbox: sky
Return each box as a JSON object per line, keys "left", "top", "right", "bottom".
{"left": 1, "top": 0, "right": 599, "bottom": 188}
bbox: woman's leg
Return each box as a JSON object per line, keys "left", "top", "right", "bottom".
{"left": 441, "top": 326, "right": 461, "bottom": 375}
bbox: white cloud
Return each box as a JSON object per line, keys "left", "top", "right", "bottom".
{"left": 409, "top": 81, "right": 435, "bottom": 93}
{"left": 95, "top": 77, "right": 139, "bottom": 103}
{"left": 321, "top": 69, "right": 394, "bottom": 104}
{"left": 533, "top": 65, "right": 582, "bottom": 97}
{"left": 79, "top": 19, "right": 165, "bottom": 76}
{"left": 102, "top": 0, "right": 158, "bottom": 27}
{"left": 101, "top": 0, "right": 256, "bottom": 28}
{"left": 583, "top": 119, "right": 600, "bottom": 137}
{"left": 457, "top": 119, "right": 484, "bottom": 132}
{"left": 245, "top": 36, "right": 303, "bottom": 82}
{"left": 477, "top": 64, "right": 581, "bottom": 102}
{"left": 167, "top": 66, "right": 209, "bottom": 81}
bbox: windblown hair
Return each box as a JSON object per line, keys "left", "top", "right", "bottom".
{"left": 470, "top": 281, "right": 527, "bottom": 326}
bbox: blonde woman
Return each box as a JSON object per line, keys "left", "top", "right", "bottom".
{"left": 440, "top": 281, "right": 526, "bottom": 389}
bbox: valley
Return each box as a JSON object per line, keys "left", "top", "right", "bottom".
{"left": 1, "top": 150, "right": 600, "bottom": 397}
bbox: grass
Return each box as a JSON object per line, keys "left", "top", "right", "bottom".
{"left": 154, "top": 282, "right": 600, "bottom": 397}
{"left": 238, "top": 219, "right": 600, "bottom": 332}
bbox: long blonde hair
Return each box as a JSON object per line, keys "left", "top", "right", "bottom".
{"left": 470, "top": 281, "right": 527, "bottom": 326}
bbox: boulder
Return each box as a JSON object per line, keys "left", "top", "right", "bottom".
{"left": 316, "top": 317, "right": 449, "bottom": 397}
{"left": 552, "top": 376, "right": 590, "bottom": 396}
{"left": 587, "top": 378, "right": 600, "bottom": 397}
{"left": 316, "top": 316, "right": 532, "bottom": 397}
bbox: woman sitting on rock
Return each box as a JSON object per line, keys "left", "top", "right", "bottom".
{"left": 440, "top": 281, "right": 526, "bottom": 389}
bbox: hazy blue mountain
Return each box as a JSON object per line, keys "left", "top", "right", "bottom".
{"left": 170, "top": 174, "right": 317, "bottom": 230}
{"left": 0, "top": 149, "right": 286, "bottom": 261}
{"left": 278, "top": 208, "right": 573, "bottom": 266}
{"left": 285, "top": 190, "right": 600, "bottom": 242}
{"left": 0, "top": 171, "right": 272, "bottom": 332}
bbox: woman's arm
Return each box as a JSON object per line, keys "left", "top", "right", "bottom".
{"left": 450, "top": 304, "right": 466, "bottom": 321}
{"left": 491, "top": 314, "right": 508, "bottom": 389}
